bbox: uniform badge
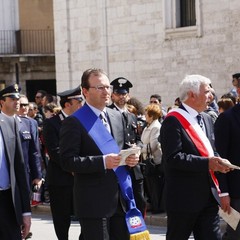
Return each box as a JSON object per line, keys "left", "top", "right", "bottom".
{"left": 118, "top": 78, "right": 127, "bottom": 87}
{"left": 14, "top": 84, "right": 19, "bottom": 92}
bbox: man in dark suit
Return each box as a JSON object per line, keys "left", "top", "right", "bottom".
{"left": 108, "top": 77, "right": 146, "bottom": 216}
{"left": 43, "top": 86, "right": 83, "bottom": 240}
{"left": 0, "top": 84, "right": 31, "bottom": 240}
{"left": 159, "top": 75, "right": 231, "bottom": 240}
{"left": 214, "top": 77, "right": 240, "bottom": 240}
{"left": 35, "top": 89, "right": 47, "bottom": 122}
{"left": 59, "top": 68, "right": 140, "bottom": 240}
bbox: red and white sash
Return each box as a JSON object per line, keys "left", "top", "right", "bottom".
{"left": 167, "top": 108, "right": 220, "bottom": 194}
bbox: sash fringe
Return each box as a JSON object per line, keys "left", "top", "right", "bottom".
{"left": 130, "top": 230, "right": 151, "bottom": 240}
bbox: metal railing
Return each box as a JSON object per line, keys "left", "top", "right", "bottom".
{"left": 0, "top": 30, "right": 54, "bottom": 54}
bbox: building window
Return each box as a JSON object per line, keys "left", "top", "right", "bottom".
{"left": 178, "top": 0, "right": 196, "bottom": 27}
{"left": 163, "top": 0, "right": 201, "bottom": 39}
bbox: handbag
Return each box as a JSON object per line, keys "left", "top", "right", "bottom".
{"left": 143, "top": 144, "right": 157, "bottom": 176}
{"left": 143, "top": 144, "right": 166, "bottom": 213}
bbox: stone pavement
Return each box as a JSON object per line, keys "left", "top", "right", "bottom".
{"left": 32, "top": 203, "right": 227, "bottom": 231}
{"left": 30, "top": 212, "right": 168, "bottom": 240}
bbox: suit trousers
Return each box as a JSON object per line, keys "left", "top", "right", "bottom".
{"left": 166, "top": 199, "right": 221, "bottom": 240}
{"left": 79, "top": 201, "right": 129, "bottom": 240}
{"left": 0, "top": 189, "right": 22, "bottom": 240}
{"left": 48, "top": 185, "right": 81, "bottom": 240}
{"left": 79, "top": 215, "right": 129, "bottom": 240}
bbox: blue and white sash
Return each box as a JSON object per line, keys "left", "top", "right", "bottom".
{"left": 73, "top": 104, "right": 149, "bottom": 237}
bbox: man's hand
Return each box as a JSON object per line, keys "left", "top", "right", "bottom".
{"left": 21, "top": 215, "right": 31, "bottom": 239}
{"left": 125, "top": 153, "right": 139, "bottom": 167}
{"left": 32, "top": 178, "right": 43, "bottom": 190}
{"left": 105, "top": 154, "right": 121, "bottom": 169}
{"left": 209, "top": 157, "right": 232, "bottom": 173}
{"left": 220, "top": 195, "right": 231, "bottom": 214}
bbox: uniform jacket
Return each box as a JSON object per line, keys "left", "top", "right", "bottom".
{"left": 160, "top": 105, "right": 219, "bottom": 212}
{"left": 59, "top": 108, "right": 124, "bottom": 218}
{"left": 16, "top": 116, "right": 42, "bottom": 189}
{"left": 28, "top": 117, "right": 40, "bottom": 144}
{"left": 108, "top": 103, "right": 141, "bottom": 147}
{"left": 43, "top": 111, "right": 74, "bottom": 186}
{"left": 108, "top": 103, "right": 143, "bottom": 180}
{"left": 0, "top": 113, "right": 31, "bottom": 225}
{"left": 214, "top": 104, "right": 240, "bottom": 198}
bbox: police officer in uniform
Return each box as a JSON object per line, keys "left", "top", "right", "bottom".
{"left": 108, "top": 77, "right": 146, "bottom": 216}
{"left": 1, "top": 88, "right": 43, "bottom": 239}
{"left": 16, "top": 95, "right": 43, "bottom": 194}
{"left": 1, "top": 87, "right": 43, "bottom": 194}
{"left": 43, "top": 86, "right": 83, "bottom": 240}
{"left": 0, "top": 84, "right": 31, "bottom": 239}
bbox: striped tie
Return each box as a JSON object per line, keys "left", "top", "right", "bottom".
{"left": 100, "top": 112, "right": 111, "bottom": 133}
{"left": 196, "top": 114, "right": 204, "bottom": 130}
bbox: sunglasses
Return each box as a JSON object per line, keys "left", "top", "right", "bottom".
{"left": 20, "top": 103, "right": 29, "bottom": 107}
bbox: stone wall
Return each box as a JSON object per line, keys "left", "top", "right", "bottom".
{"left": 54, "top": 0, "right": 240, "bottom": 107}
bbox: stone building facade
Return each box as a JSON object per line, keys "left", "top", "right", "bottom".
{"left": 53, "top": 0, "right": 240, "bottom": 107}
{"left": 0, "top": 0, "right": 55, "bottom": 101}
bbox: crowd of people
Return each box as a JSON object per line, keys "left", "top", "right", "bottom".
{"left": 1, "top": 70, "right": 240, "bottom": 240}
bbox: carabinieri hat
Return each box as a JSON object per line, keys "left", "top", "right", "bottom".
{"left": 0, "top": 84, "right": 21, "bottom": 99}
{"left": 110, "top": 77, "right": 133, "bottom": 94}
{"left": 57, "top": 85, "right": 83, "bottom": 101}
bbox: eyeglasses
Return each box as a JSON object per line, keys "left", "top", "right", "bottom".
{"left": 20, "top": 103, "right": 29, "bottom": 107}
{"left": 89, "top": 85, "right": 112, "bottom": 91}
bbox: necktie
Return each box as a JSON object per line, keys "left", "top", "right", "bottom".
{"left": 196, "top": 114, "right": 204, "bottom": 130}
{"left": 100, "top": 112, "right": 111, "bottom": 133}
{"left": 122, "top": 111, "right": 128, "bottom": 121}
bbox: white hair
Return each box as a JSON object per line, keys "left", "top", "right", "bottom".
{"left": 179, "top": 75, "right": 211, "bottom": 102}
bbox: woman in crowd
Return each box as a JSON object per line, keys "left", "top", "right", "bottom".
{"left": 217, "top": 98, "right": 235, "bottom": 114}
{"left": 140, "top": 104, "right": 164, "bottom": 213}
{"left": 43, "top": 102, "right": 61, "bottom": 119}
{"left": 127, "top": 97, "right": 146, "bottom": 135}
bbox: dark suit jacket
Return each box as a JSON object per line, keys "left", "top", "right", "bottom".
{"left": 159, "top": 106, "right": 218, "bottom": 212}
{"left": 0, "top": 113, "right": 31, "bottom": 225}
{"left": 16, "top": 116, "right": 42, "bottom": 189}
{"left": 59, "top": 108, "right": 124, "bottom": 218}
{"left": 43, "top": 111, "right": 74, "bottom": 186}
{"left": 214, "top": 104, "right": 240, "bottom": 198}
